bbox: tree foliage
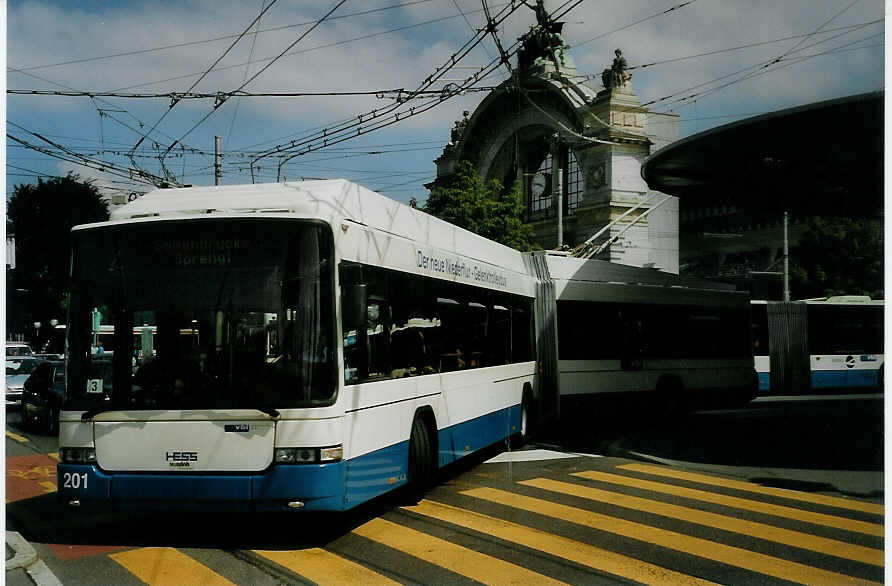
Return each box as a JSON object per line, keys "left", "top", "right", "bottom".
{"left": 423, "top": 160, "right": 536, "bottom": 251}
{"left": 8, "top": 173, "right": 110, "bottom": 333}
{"left": 790, "top": 216, "right": 883, "bottom": 299}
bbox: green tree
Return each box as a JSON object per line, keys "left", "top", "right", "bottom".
{"left": 423, "top": 160, "right": 536, "bottom": 251}
{"left": 790, "top": 216, "right": 883, "bottom": 299}
{"left": 7, "top": 173, "right": 109, "bottom": 345}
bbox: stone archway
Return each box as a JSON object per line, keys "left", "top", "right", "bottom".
{"left": 429, "top": 23, "right": 679, "bottom": 271}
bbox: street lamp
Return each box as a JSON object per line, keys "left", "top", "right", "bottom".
{"left": 33, "top": 321, "right": 41, "bottom": 349}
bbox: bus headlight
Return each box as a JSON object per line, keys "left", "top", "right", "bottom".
{"left": 275, "top": 445, "right": 342, "bottom": 464}
{"left": 60, "top": 447, "right": 97, "bottom": 463}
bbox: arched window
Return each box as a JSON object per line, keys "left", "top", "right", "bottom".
{"left": 528, "top": 149, "right": 584, "bottom": 215}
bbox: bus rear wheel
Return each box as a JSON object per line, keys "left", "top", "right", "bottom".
{"left": 511, "top": 391, "right": 534, "bottom": 448}
{"left": 408, "top": 417, "right": 433, "bottom": 495}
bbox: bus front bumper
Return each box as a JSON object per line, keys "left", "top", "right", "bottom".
{"left": 57, "top": 461, "right": 347, "bottom": 512}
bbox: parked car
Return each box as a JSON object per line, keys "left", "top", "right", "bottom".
{"left": 6, "top": 357, "right": 41, "bottom": 407}
{"left": 22, "top": 360, "right": 65, "bottom": 434}
{"left": 6, "top": 341, "right": 33, "bottom": 358}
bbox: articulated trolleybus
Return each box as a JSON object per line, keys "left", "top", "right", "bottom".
{"left": 59, "top": 181, "right": 536, "bottom": 512}
{"left": 58, "top": 180, "right": 754, "bottom": 512}
{"left": 534, "top": 252, "right": 755, "bottom": 414}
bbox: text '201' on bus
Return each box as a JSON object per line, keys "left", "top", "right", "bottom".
{"left": 58, "top": 180, "right": 755, "bottom": 512}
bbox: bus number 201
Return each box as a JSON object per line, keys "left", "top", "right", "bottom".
{"left": 63, "top": 472, "right": 88, "bottom": 490}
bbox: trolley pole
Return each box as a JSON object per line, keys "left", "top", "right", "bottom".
{"left": 214, "top": 136, "right": 222, "bottom": 186}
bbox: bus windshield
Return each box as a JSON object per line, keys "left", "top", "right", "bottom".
{"left": 65, "top": 219, "right": 335, "bottom": 412}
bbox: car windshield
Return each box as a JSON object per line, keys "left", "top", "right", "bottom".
{"left": 6, "top": 346, "right": 32, "bottom": 357}
{"left": 65, "top": 219, "right": 335, "bottom": 412}
{"left": 7, "top": 358, "right": 40, "bottom": 375}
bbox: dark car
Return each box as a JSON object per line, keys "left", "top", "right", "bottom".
{"left": 22, "top": 360, "right": 65, "bottom": 434}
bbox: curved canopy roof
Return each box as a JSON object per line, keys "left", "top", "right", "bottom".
{"left": 641, "top": 91, "right": 883, "bottom": 217}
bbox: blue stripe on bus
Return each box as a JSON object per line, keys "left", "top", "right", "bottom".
{"left": 56, "top": 403, "right": 522, "bottom": 512}
{"left": 811, "top": 370, "right": 850, "bottom": 389}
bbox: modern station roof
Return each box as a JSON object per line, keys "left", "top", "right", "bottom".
{"left": 641, "top": 91, "right": 883, "bottom": 217}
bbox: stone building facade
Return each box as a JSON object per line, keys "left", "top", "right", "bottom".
{"left": 430, "top": 16, "right": 680, "bottom": 272}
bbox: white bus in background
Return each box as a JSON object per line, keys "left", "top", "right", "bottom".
{"left": 58, "top": 180, "right": 536, "bottom": 512}
{"left": 57, "top": 180, "right": 755, "bottom": 513}
{"left": 530, "top": 252, "right": 756, "bottom": 417}
{"left": 752, "top": 297, "right": 884, "bottom": 395}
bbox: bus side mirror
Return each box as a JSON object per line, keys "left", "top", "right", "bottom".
{"left": 341, "top": 284, "right": 368, "bottom": 330}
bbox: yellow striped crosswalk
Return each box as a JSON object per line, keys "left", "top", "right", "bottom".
{"left": 520, "top": 477, "right": 883, "bottom": 566}
{"left": 619, "top": 463, "right": 885, "bottom": 516}
{"left": 461, "top": 485, "right": 879, "bottom": 586}
{"left": 403, "top": 499, "right": 715, "bottom": 586}
{"left": 254, "top": 548, "right": 400, "bottom": 585}
{"left": 100, "top": 460, "right": 883, "bottom": 586}
{"left": 573, "top": 469, "right": 883, "bottom": 536}
{"left": 353, "top": 517, "right": 569, "bottom": 585}
{"left": 110, "top": 547, "right": 235, "bottom": 586}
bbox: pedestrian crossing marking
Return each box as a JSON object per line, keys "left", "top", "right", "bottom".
{"left": 462, "top": 486, "right": 880, "bottom": 586}
{"left": 110, "top": 547, "right": 235, "bottom": 586}
{"left": 404, "top": 500, "right": 716, "bottom": 586}
{"left": 6, "top": 430, "right": 28, "bottom": 443}
{"left": 619, "top": 463, "right": 884, "bottom": 516}
{"left": 573, "top": 470, "right": 883, "bottom": 537}
{"left": 254, "top": 548, "right": 400, "bottom": 586}
{"left": 353, "top": 517, "right": 569, "bottom": 585}
{"left": 521, "top": 477, "right": 883, "bottom": 567}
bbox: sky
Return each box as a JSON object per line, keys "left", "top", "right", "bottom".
{"left": 3, "top": 0, "right": 886, "bottom": 206}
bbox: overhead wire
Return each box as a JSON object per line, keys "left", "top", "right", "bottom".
{"left": 129, "top": 0, "right": 280, "bottom": 157}
{"left": 9, "top": 0, "right": 439, "bottom": 73}
{"left": 159, "top": 0, "right": 348, "bottom": 164}
{"left": 630, "top": 19, "right": 882, "bottom": 71}
{"left": 247, "top": 0, "right": 547, "bottom": 175}
{"left": 648, "top": 22, "right": 883, "bottom": 113}
{"left": 225, "top": 0, "right": 268, "bottom": 148}
{"left": 570, "top": 0, "right": 696, "bottom": 48}
{"left": 107, "top": 4, "right": 509, "bottom": 93}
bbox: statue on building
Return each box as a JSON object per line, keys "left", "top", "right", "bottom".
{"left": 601, "top": 49, "right": 632, "bottom": 90}
{"left": 444, "top": 110, "right": 471, "bottom": 154}
{"left": 516, "top": 0, "right": 568, "bottom": 74}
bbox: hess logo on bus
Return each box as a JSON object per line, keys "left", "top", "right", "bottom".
{"left": 165, "top": 451, "right": 198, "bottom": 467}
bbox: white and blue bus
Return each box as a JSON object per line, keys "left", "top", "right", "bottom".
{"left": 57, "top": 180, "right": 755, "bottom": 512}
{"left": 752, "top": 297, "right": 884, "bottom": 395}
{"left": 58, "top": 181, "right": 537, "bottom": 512}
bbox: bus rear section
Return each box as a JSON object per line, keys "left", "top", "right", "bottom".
{"left": 59, "top": 217, "right": 348, "bottom": 512}
{"left": 543, "top": 254, "right": 756, "bottom": 415}
{"left": 753, "top": 298, "right": 884, "bottom": 395}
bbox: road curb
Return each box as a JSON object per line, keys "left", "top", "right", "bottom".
{"left": 6, "top": 532, "right": 37, "bottom": 570}
{"left": 6, "top": 531, "right": 63, "bottom": 586}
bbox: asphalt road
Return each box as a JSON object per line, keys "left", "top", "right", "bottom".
{"left": 6, "top": 394, "right": 884, "bottom": 585}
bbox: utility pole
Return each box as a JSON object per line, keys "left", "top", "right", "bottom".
{"left": 551, "top": 134, "right": 563, "bottom": 248}
{"left": 214, "top": 136, "right": 222, "bottom": 186}
{"left": 783, "top": 210, "right": 790, "bottom": 301}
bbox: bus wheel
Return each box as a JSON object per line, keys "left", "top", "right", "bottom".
{"left": 511, "top": 390, "right": 534, "bottom": 448}
{"left": 656, "top": 377, "right": 686, "bottom": 420}
{"left": 408, "top": 417, "right": 433, "bottom": 495}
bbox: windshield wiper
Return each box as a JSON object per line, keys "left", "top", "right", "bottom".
{"left": 80, "top": 408, "right": 110, "bottom": 422}
{"left": 256, "top": 407, "right": 281, "bottom": 419}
